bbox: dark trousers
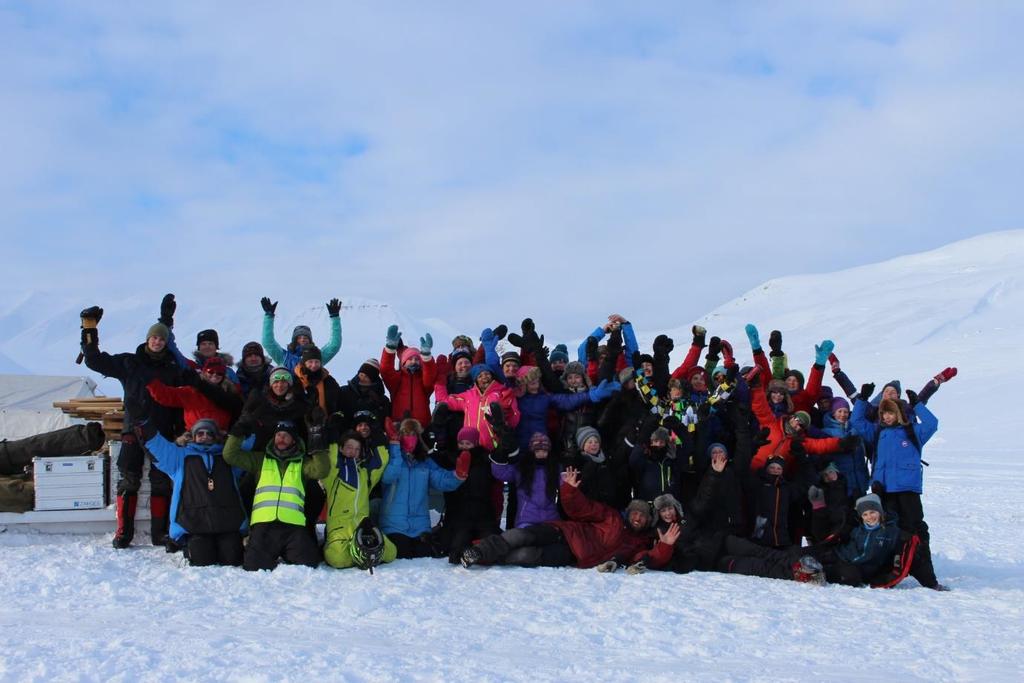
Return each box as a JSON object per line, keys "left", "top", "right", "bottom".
{"left": 187, "top": 532, "right": 244, "bottom": 567}
{"left": 718, "top": 535, "right": 865, "bottom": 586}
{"left": 388, "top": 533, "right": 442, "bottom": 559}
{"left": 243, "top": 522, "right": 320, "bottom": 571}
{"left": 239, "top": 474, "right": 324, "bottom": 545}
{"left": 475, "top": 524, "right": 576, "bottom": 568}
{"left": 883, "top": 491, "right": 938, "bottom": 588}
{"left": 116, "top": 435, "right": 172, "bottom": 498}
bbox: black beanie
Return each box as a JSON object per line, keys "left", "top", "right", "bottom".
{"left": 196, "top": 329, "right": 219, "bottom": 348}
{"left": 358, "top": 361, "right": 381, "bottom": 382}
{"left": 301, "top": 346, "right": 322, "bottom": 363}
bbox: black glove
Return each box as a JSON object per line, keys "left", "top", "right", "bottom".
{"left": 307, "top": 424, "right": 326, "bottom": 452}
{"left": 838, "top": 435, "right": 860, "bottom": 451}
{"left": 260, "top": 297, "right": 278, "bottom": 316}
{"left": 606, "top": 329, "right": 622, "bottom": 354}
{"left": 80, "top": 327, "right": 98, "bottom": 350}
{"left": 726, "top": 364, "right": 739, "bottom": 383}
{"left": 790, "top": 439, "right": 806, "bottom": 458}
{"left": 639, "top": 413, "right": 660, "bottom": 441}
{"left": 653, "top": 334, "right": 674, "bottom": 356}
{"left": 432, "top": 403, "right": 451, "bottom": 425}
{"left": 697, "top": 402, "right": 712, "bottom": 420}
{"left": 906, "top": 389, "right": 919, "bottom": 407}
{"left": 80, "top": 306, "right": 104, "bottom": 325}
{"left": 752, "top": 427, "right": 771, "bottom": 450}
{"left": 858, "top": 383, "right": 875, "bottom": 402}
{"left": 230, "top": 415, "right": 255, "bottom": 439}
{"left": 517, "top": 318, "right": 543, "bottom": 353}
{"left": 768, "top": 330, "right": 783, "bottom": 357}
{"left": 159, "top": 294, "right": 176, "bottom": 327}
{"left": 691, "top": 325, "right": 706, "bottom": 349}
{"left": 326, "top": 298, "right": 342, "bottom": 317}
{"left": 484, "top": 402, "right": 505, "bottom": 429}
{"left": 706, "top": 336, "right": 721, "bottom": 358}
{"left": 493, "top": 324, "right": 508, "bottom": 340}
{"left": 308, "top": 407, "right": 326, "bottom": 428}
{"left": 181, "top": 367, "right": 201, "bottom": 387}
{"left": 661, "top": 415, "right": 683, "bottom": 435}
{"left": 585, "top": 337, "right": 599, "bottom": 363}
{"left": 871, "top": 481, "right": 887, "bottom": 496}
{"left": 631, "top": 351, "right": 642, "bottom": 369}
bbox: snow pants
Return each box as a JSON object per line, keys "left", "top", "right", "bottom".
{"left": 243, "top": 521, "right": 320, "bottom": 571}
{"left": 187, "top": 532, "right": 244, "bottom": 567}
{"left": 116, "top": 434, "right": 172, "bottom": 498}
{"left": 882, "top": 491, "right": 938, "bottom": 588}
{"left": 717, "top": 536, "right": 865, "bottom": 586}
{"left": 474, "top": 524, "right": 576, "bottom": 568}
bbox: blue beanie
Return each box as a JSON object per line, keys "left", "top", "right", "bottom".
{"left": 469, "top": 364, "right": 493, "bottom": 381}
{"left": 550, "top": 344, "right": 570, "bottom": 364}
{"left": 707, "top": 442, "right": 729, "bottom": 457}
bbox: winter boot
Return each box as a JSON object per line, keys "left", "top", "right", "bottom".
{"left": 792, "top": 556, "right": 826, "bottom": 586}
{"left": 460, "top": 545, "right": 484, "bottom": 568}
{"left": 112, "top": 494, "right": 138, "bottom": 549}
{"left": 149, "top": 495, "right": 171, "bottom": 547}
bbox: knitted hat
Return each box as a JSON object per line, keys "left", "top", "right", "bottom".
{"left": 399, "top": 347, "right": 422, "bottom": 366}
{"left": 190, "top": 418, "right": 221, "bottom": 438}
{"left": 818, "top": 386, "right": 834, "bottom": 400}
{"left": 822, "top": 462, "right": 840, "bottom": 476}
{"left": 269, "top": 367, "right": 294, "bottom": 385}
{"left": 469, "top": 364, "right": 493, "bottom": 382}
{"left": 706, "top": 442, "right": 729, "bottom": 458}
{"left": 792, "top": 411, "right": 812, "bottom": 428}
{"left": 196, "top": 329, "right": 219, "bottom": 348}
{"left": 201, "top": 356, "right": 227, "bottom": 375}
{"left": 784, "top": 369, "right": 805, "bottom": 388}
{"left": 450, "top": 347, "right": 473, "bottom": 365}
{"left": 500, "top": 351, "right": 521, "bottom": 366}
{"left": 563, "top": 361, "right": 587, "bottom": 379}
{"left": 518, "top": 366, "right": 541, "bottom": 384}
{"left": 685, "top": 366, "right": 709, "bottom": 385}
{"left": 301, "top": 346, "right": 322, "bottom": 363}
{"left": 292, "top": 325, "right": 313, "bottom": 342}
{"left": 242, "top": 341, "right": 264, "bottom": 358}
{"left": 652, "top": 493, "right": 684, "bottom": 520}
{"left": 855, "top": 493, "right": 883, "bottom": 516}
{"left": 146, "top": 322, "right": 169, "bottom": 341}
{"left": 712, "top": 365, "right": 727, "bottom": 379}
{"left": 575, "top": 426, "right": 601, "bottom": 450}
{"left": 637, "top": 353, "right": 654, "bottom": 366}
{"left": 529, "top": 432, "right": 552, "bottom": 452}
{"left": 451, "top": 335, "right": 475, "bottom": 351}
{"left": 883, "top": 380, "right": 902, "bottom": 397}
{"left": 830, "top": 397, "right": 851, "bottom": 415}
{"left": 549, "top": 344, "right": 570, "bottom": 364}
{"left": 358, "top": 360, "right": 381, "bottom": 383}
{"left": 651, "top": 427, "right": 671, "bottom": 443}
{"left": 765, "top": 455, "right": 786, "bottom": 471}
{"left": 457, "top": 426, "right": 480, "bottom": 446}
{"left": 625, "top": 500, "right": 653, "bottom": 528}
{"left": 273, "top": 420, "right": 300, "bottom": 441}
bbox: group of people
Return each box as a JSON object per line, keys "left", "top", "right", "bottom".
{"left": 77, "top": 295, "right": 954, "bottom": 589}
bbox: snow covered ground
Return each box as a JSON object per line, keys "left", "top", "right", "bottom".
{"left": 3, "top": 232, "right": 1024, "bottom": 681}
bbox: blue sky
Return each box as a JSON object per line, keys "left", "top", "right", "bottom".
{"left": 2, "top": 2, "right": 1023, "bottom": 340}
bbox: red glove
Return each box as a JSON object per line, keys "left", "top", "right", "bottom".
{"left": 384, "top": 417, "right": 398, "bottom": 442}
{"left": 720, "top": 339, "right": 735, "bottom": 367}
{"left": 455, "top": 450, "right": 471, "bottom": 479}
{"left": 828, "top": 353, "right": 841, "bottom": 375}
{"left": 435, "top": 353, "right": 449, "bottom": 380}
{"left": 935, "top": 367, "right": 957, "bottom": 383}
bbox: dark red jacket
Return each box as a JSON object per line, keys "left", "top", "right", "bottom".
{"left": 549, "top": 483, "right": 672, "bottom": 569}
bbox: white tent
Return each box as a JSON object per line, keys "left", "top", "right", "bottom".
{"left": 0, "top": 374, "right": 101, "bottom": 440}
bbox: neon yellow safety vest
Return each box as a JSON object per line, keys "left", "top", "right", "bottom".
{"left": 251, "top": 457, "right": 306, "bottom": 526}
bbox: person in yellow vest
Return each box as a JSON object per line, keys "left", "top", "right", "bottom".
{"left": 224, "top": 418, "right": 329, "bottom": 570}
{"left": 323, "top": 430, "right": 398, "bottom": 569}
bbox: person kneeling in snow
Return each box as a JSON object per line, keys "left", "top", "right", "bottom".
{"left": 140, "top": 418, "right": 247, "bottom": 566}
{"left": 223, "top": 419, "right": 329, "bottom": 571}
{"left": 460, "top": 467, "right": 673, "bottom": 571}
{"left": 323, "top": 431, "right": 397, "bottom": 570}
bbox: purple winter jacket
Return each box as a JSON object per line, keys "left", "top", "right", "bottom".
{"left": 491, "top": 459, "right": 561, "bottom": 528}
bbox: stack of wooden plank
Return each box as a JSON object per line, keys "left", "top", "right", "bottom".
{"left": 53, "top": 397, "right": 125, "bottom": 441}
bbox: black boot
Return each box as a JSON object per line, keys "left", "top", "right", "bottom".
{"left": 112, "top": 494, "right": 137, "bottom": 549}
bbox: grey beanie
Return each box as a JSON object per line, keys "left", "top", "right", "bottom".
{"left": 651, "top": 427, "right": 671, "bottom": 443}
{"left": 575, "top": 426, "right": 601, "bottom": 450}
{"left": 855, "top": 493, "right": 884, "bottom": 517}
{"left": 292, "top": 325, "right": 313, "bottom": 342}
{"left": 191, "top": 418, "right": 221, "bottom": 439}
{"left": 625, "top": 499, "right": 653, "bottom": 528}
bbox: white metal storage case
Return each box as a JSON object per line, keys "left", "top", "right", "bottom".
{"left": 33, "top": 454, "right": 107, "bottom": 511}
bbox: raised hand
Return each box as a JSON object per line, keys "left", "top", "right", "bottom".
{"left": 260, "top": 297, "right": 278, "bottom": 316}
{"left": 385, "top": 325, "right": 401, "bottom": 351}
{"left": 711, "top": 450, "right": 728, "bottom": 473}
{"left": 744, "top": 323, "right": 761, "bottom": 351}
{"left": 658, "top": 522, "right": 681, "bottom": 546}
{"left": 159, "top": 294, "right": 176, "bottom": 327}
{"left": 858, "top": 383, "right": 875, "bottom": 402}
{"left": 419, "top": 333, "right": 433, "bottom": 356}
{"left": 562, "top": 466, "right": 581, "bottom": 488}
{"left": 326, "top": 298, "right": 342, "bottom": 317}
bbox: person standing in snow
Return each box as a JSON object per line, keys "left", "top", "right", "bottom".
{"left": 260, "top": 295, "right": 343, "bottom": 372}
{"left": 79, "top": 305, "right": 184, "bottom": 549}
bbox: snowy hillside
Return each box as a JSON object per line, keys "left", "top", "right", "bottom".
{"left": 2, "top": 232, "right": 1024, "bottom": 681}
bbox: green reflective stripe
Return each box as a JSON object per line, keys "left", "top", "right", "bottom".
{"left": 254, "top": 485, "right": 305, "bottom": 499}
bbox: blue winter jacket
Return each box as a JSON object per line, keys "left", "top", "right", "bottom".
{"left": 262, "top": 313, "right": 342, "bottom": 372}
{"left": 575, "top": 323, "right": 639, "bottom": 364}
{"left": 850, "top": 400, "right": 938, "bottom": 494}
{"left": 380, "top": 445, "right": 464, "bottom": 537}
{"left": 835, "top": 517, "right": 902, "bottom": 579}
{"left": 515, "top": 390, "right": 589, "bottom": 451}
{"left": 145, "top": 433, "right": 248, "bottom": 542}
{"left": 821, "top": 414, "right": 870, "bottom": 497}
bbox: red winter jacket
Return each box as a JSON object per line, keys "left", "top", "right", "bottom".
{"left": 146, "top": 379, "right": 237, "bottom": 432}
{"left": 549, "top": 483, "right": 673, "bottom": 569}
{"left": 752, "top": 350, "right": 825, "bottom": 413}
{"left": 380, "top": 347, "right": 438, "bottom": 426}
{"left": 669, "top": 343, "right": 703, "bottom": 380}
{"left": 750, "top": 381, "right": 841, "bottom": 475}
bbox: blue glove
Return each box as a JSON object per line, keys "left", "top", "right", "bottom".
{"left": 419, "top": 333, "right": 433, "bottom": 356}
{"left": 480, "top": 327, "right": 495, "bottom": 343}
{"left": 589, "top": 379, "right": 621, "bottom": 402}
{"left": 385, "top": 325, "right": 400, "bottom": 351}
{"left": 814, "top": 340, "right": 834, "bottom": 366}
{"left": 744, "top": 324, "right": 761, "bottom": 352}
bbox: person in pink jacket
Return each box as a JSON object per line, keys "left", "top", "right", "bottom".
{"left": 434, "top": 363, "right": 521, "bottom": 451}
